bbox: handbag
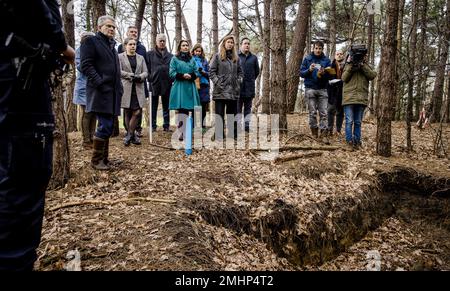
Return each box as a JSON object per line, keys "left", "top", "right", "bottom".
{"left": 195, "top": 77, "right": 201, "bottom": 90}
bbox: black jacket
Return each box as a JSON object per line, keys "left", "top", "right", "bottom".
{"left": 238, "top": 51, "right": 260, "bottom": 98}
{"left": 146, "top": 48, "right": 174, "bottom": 97}
{"left": 81, "top": 32, "right": 123, "bottom": 116}
{"left": 327, "top": 59, "right": 344, "bottom": 108}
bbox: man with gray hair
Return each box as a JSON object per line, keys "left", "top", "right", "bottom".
{"left": 146, "top": 34, "right": 174, "bottom": 132}
{"left": 81, "top": 16, "right": 123, "bottom": 170}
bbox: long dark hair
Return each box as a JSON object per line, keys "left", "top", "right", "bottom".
{"left": 176, "top": 40, "right": 191, "bottom": 59}
{"left": 191, "top": 43, "right": 205, "bottom": 59}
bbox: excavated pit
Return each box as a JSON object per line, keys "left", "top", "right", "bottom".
{"left": 186, "top": 166, "right": 450, "bottom": 268}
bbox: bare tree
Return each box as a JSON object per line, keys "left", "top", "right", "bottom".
{"left": 271, "top": 0, "right": 287, "bottom": 130}
{"left": 232, "top": 0, "right": 239, "bottom": 51}
{"left": 212, "top": 0, "right": 219, "bottom": 54}
{"left": 430, "top": 0, "right": 450, "bottom": 123}
{"left": 415, "top": 0, "right": 428, "bottom": 119}
{"left": 181, "top": 12, "right": 192, "bottom": 45}
{"left": 175, "top": 0, "right": 182, "bottom": 45}
{"left": 329, "top": 0, "right": 336, "bottom": 58}
{"left": 406, "top": 0, "right": 419, "bottom": 151}
{"left": 197, "top": 0, "right": 203, "bottom": 44}
{"left": 135, "top": 0, "right": 147, "bottom": 39}
{"left": 376, "top": 0, "right": 400, "bottom": 157}
{"left": 261, "top": 0, "right": 271, "bottom": 114}
{"left": 286, "top": 0, "right": 311, "bottom": 113}
{"left": 91, "top": 0, "right": 106, "bottom": 27}
{"left": 159, "top": 0, "right": 165, "bottom": 34}
{"left": 151, "top": 0, "right": 158, "bottom": 48}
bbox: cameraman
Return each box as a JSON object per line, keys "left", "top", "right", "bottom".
{"left": 0, "top": 0, "right": 75, "bottom": 270}
{"left": 342, "top": 47, "right": 377, "bottom": 150}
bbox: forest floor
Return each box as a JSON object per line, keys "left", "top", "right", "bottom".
{"left": 35, "top": 113, "right": 450, "bottom": 271}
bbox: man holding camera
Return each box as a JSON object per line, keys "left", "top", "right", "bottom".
{"left": 0, "top": 0, "right": 75, "bottom": 270}
{"left": 342, "top": 45, "right": 377, "bottom": 150}
{"left": 300, "top": 40, "right": 332, "bottom": 141}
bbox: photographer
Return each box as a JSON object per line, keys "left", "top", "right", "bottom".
{"left": 300, "top": 40, "right": 332, "bottom": 141}
{"left": 342, "top": 45, "right": 377, "bottom": 150}
{"left": 0, "top": 0, "right": 75, "bottom": 270}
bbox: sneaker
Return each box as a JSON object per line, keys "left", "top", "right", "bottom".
{"left": 131, "top": 135, "right": 142, "bottom": 145}
{"left": 163, "top": 127, "right": 173, "bottom": 133}
{"left": 124, "top": 134, "right": 132, "bottom": 147}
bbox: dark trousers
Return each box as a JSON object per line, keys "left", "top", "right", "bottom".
{"left": 215, "top": 99, "right": 237, "bottom": 140}
{"left": 0, "top": 133, "right": 53, "bottom": 271}
{"left": 123, "top": 110, "right": 143, "bottom": 132}
{"left": 81, "top": 105, "right": 96, "bottom": 143}
{"left": 95, "top": 113, "right": 114, "bottom": 140}
{"left": 237, "top": 97, "right": 253, "bottom": 131}
{"left": 201, "top": 102, "right": 209, "bottom": 128}
{"left": 152, "top": 93, "right": 170, "bottom": 130}
{"left": 327, "top": 104, "right": 344, "bottom": 133}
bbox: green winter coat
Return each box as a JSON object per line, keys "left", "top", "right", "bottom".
{"left": 342, "top": 63, "right": 377, "bottom": 106}
{"left": 169, "top": 56, "right": 201, "bottom": 110}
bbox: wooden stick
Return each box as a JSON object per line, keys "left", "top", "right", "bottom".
{"left": 274, "top": 152, "right": 323, "bottom": 164}
{"left": 148, "top": 143, "right": 177, "bottom": 151}
{"left": 255, "top": 145, "right": 341, "bottom": 152}
{"left": 49, "top": 197, "right": 177, "bottom": 212}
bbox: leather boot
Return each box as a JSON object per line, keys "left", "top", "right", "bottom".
{"left": 131, "top": 134, "right": 141, "bottom": 145}
{"left": 91, "top": 137, "right": 110, "bottom": 171}
{"left": 320, "top": 129, "right": 330, "bottom": 145}
{"left": 124, "top": 133, "right": 132, "bottom": 147}
{"left": 103, "top": 138, "right": 110, "bottom": 165}
{"left": 82, "top": 112, "right": 93, "bottom": 149}
{"left": 311, "top": 127, "right": 319, "bottom": 138}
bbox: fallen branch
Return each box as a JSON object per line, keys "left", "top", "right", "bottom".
{"left": 274, "top": 152, "right": 323, "bottom": 164}
{"left": 148, "top": 143, "right": 177, "bottom": 151}
{"left": 49, "top": 197, "right": 177, "bottom": 212}
{"left": 255, "top": 145, "right": 341, "bottom": 152}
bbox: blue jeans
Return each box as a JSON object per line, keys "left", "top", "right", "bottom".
{"left": 344, "top": 105, "right": 366, "bottom": 144}
{"left": 95, "top": 113, "right": 114, "bottom": 140}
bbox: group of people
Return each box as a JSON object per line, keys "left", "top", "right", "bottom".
{"left": 74, "top": 16, "right": 261, "bottom": 170}
{"left": 300, "top": 40, "right": 377, "bottom": 149}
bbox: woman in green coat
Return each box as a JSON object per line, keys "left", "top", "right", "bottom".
{"left": 169, "top": 40, "right": 201, "bottom": 140}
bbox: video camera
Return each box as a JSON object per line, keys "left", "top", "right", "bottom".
{"left": 348, "top": 44, "right": 368, "bottom": 67}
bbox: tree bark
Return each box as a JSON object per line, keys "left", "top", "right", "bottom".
{"left": 159, "top": 0, "right": 165, "bottom": 34}
{"left": 270, "top": 0, "right": 287, "bottom": 130}
{"left": 286, "top": 0, "right": 311, "bottom": 113}
{"left": 261, "top": 0, "right": 271, "bottom": 114}
{"left": 430, "top": 0, "right": 450, "bottom": 123}
{"left": 61, "top": 0, "right": 77, "bottom": 133}
{"left": 175, "top": 0, "right": 182, "bottom": 46}
{"left": 406, "top": 0, "right": 418, "bottom": 151}
{"left": 212, "top": 0, "right": 219, "bottom": 54}
{"left": 135, "top": 0, "right": 147, "bottom": 40}
{"left": 232, "top": 0, "right": 239, "bottom": 51}
{"left": 86, "top": 0, "right": 92, "bottom": 32}
{"left": 151, "top": 0, "right": 158, "bottom": 48}
{"left": 329, "top": 0, "right": 336, "bottom": 58}
{"left": 394, "top": 0, "right": 405, "bottom": 121}
{"left": 197, "top": 0, "right": 203, "bottom": 45}
{"left": 49, "top": 82, "right": 71, "bottom": 190}
{"left": 376, "top": 0, "right": 400, "bottom": 157}
{"left": 415, "top": 0, "right": 428, "bottom": 119}
{"left": 181, "top": 12, "right": 192, "bottom": 45}
{"left": 91, "top": 0, "right": 106, "bottom": 29}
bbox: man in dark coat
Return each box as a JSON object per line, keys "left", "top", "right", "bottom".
{"left": 146, "top": 34, "right": 173, "bottom": 132}
{"left": 118, "top": 25, "right": 147, "bottom": 137}
{"left": 238, "top": 37, "right": 260, "bottom": 132}
{"left": 0, "top": 0, "right": 75, "bottom": 270}
{"left": 327, "top": 50, "right": 345, "bottom": 135}
{"left": 81, "top": 15, "right": 123, "bottom": 170}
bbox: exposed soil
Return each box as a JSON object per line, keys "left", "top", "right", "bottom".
{"left": 36, "top": 114, "right": 450, "bottom": 271}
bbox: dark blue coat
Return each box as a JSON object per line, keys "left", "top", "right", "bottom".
{"left": 300, "top": 53, "right": 332, "bottom": 90}
{"left": 239, "top": 51, "right": 260, "bottom": 98}
{"left": 193, "top": 56, "right": 210, "bottom": 103}
{"left": 81, "top": 32, "right": 123, "bottom": 116}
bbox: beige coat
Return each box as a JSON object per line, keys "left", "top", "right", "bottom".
{"left": 119, "top": 53, "right": 148, "bottom": 109}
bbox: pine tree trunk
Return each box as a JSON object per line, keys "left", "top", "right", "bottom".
{"left": 253, "top": 0, "right": 264, "bottom": 112}
{"left": 175, "top": 0, "right": 182, "bottom": 46}
{"left": 49, "top": 82, "right": 71, "bottom": 190}
{"left": 232, "top": 0, "right": 239, "bottom": 51}
{"left": 61, "top": 0, "right": 77, "bottom": 133}
{"left": 135, "top": 0, "right": 147, "bottom": 40}
{"left": 151, "top": 0, "right": 158, "bottom": 49}
{"left": 430, "top": 0, "right": 450, "bottom": 123}
{"left": 212, "top": 0, "right": 219, "bottom": 54}
{"left": 286, "top": 0, "right": 311, "bottom": 113}
{"left": 159, "top": 0, "right": 165, "bottom": 34}
{"left": 376, "top": 0, "right": 400, "bottom": 157}
{"left": 329, "top": 0, "right": 336, "bottom": 58}
{"left": 86, "top": 0, "right": 92, "bottom": 32}
{"left": 91, "top": 0, "right": 106, "bottom": 29}
{"left": 197, "top": 0, "right": 203, "bottom": 44}
{"left": 395, "top": 0, "right": 405, "bottom": 121}
{"left": 181, "top": 12, "right": 192, "bottom": 45}
{"left": 367, "top": 10, "right": 375, "bottom": 113}
{"left": 270, "top": 0, "right": 287, "bottom": 130}
{"left": 406, "top": 0, "right": 418, "bottom": 151}
{"left": 261, "top": 0, "right": 271, "bottom": 114}
{"left": 415, "top": 0, "right": 428, "bottom": 119}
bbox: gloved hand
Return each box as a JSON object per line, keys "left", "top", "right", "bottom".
{"left": 132, "top": 75, "right": 142, "bottom": 83}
